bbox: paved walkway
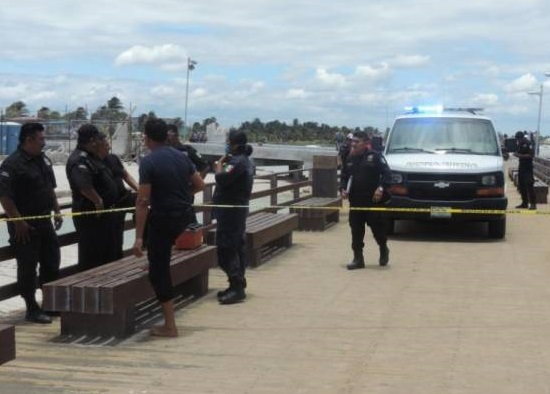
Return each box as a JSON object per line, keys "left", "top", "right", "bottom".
{"left": 2, "top": 187, "right": 550, "bottom": 393}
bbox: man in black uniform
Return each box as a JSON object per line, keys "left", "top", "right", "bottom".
{"left": 133, "top": 118, "right": 205, "bottom": 337}
{"left": 166, "top": 124, "right": 209, "bottom": 177}
{"left": 337, "top": 133, "right": 353, "bottom": 169}
{"left": 97, "top": 133, "right": 138, "bottom": 260}
{"left": 340, "top": 131, "right": 392, "bottom": 270}
{"left": 66, "top": 124, "right": 119, "bottom": 271}
{"left": 213, "top": 130, "right": 254, "bottom": 304}
{"left": 0, "top": 122, "right": 63, "bottom": 323}
{"left": 514, "top": 131, "right": 536, "bottom": 210}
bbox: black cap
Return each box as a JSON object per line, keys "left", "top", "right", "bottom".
{"left": 515, "top": 131, "right": 524, "bottom": 139}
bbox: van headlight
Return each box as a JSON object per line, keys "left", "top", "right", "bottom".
{"left": 481, "top": 175, "right": 496, "bottom": 186}
{"left": 391, "top": 172, "right": 403, "bottom": 184}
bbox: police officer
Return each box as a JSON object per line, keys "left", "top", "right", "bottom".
{"left": 340, "top": 131, "right": 392, "bottom": 270}
{"left": 66, "top": 124, "right": 119, "bottom": 271}
{"left": 97, "top": 133, "right": 138, "bottom": 260}
{"left": 0, "top": 122, "right": 63, "bottom": 323}
{"left": 166, "top": 124, "right": 209, "bottom": 177}
{"left": 213, "top": 130, "right": 254, "bottom": 304}
{"left": 514, "top": 131, "right": 536, "bottom": 210}
{"left": 338, "top": 133, "right": 353, "bottom": 169}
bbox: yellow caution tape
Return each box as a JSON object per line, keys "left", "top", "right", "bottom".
{"left": 0, "top": 203, "right": 544, "bottom": 223}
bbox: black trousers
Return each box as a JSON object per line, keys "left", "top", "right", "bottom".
{"left": 73, "top": 212, "right": 119, "bottom": 271}
{"left": 349, "top": 207, "right": 387, "bottom": 254}
{"left": 518, "top": 169, "right": 536, "bottom": 206}
{"left": 215, "top": 207, "right": 247, "bottom": 281}
{"left": 147, "top": 210, "right": 190, "bottom": 303}
{"left": 112, "top": 192, "right": 137, "bottom": 260}
{"left": 8, "top": 219, "right": 60, "bottom": 303}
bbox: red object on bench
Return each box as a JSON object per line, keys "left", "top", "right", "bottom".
{"left": 175, "top": 224, "right": 203, "bottom": 250}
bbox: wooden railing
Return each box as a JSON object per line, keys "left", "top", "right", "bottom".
{"left": 533, "top": 157, "right": 550, "bottom": 185}
{"left": 0, "top": 168, "right": 314, "bottom": 302}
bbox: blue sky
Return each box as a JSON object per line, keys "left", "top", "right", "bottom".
{"left": 2, "top": 0, "right": 550, "bottom": 134}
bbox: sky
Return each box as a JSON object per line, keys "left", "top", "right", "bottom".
{"left": 2, "top": 0, "right": 550, "bottom": 134}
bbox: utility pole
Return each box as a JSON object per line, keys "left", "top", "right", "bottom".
{"left": 184, "top": 57, "right": 197, "bottom": 138}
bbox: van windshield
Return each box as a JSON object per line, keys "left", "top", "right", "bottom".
{"left": 386, "top": 117, "right": 499, "bottom": 155}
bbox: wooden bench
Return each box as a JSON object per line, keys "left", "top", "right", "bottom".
{"left": 534, "top": 179, "right": 548, "bottom": 204}
{"left": 289, "top": 196, "right": 342, "bottom": 231}
{"left": 0, "top": 324, "right": 15, "bottom": 365}
{"left": 207, "top": 212, "right": 298, "bottom": 268}
{"left": 42, "top": 245, "right": 217, "bottom": 338}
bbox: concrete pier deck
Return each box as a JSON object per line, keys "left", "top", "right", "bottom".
{"left": 1, "top": 186, "right": 550, "bottom": 393}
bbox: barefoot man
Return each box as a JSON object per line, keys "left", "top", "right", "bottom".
{"left": 133, "top": 118, "right": 204, "bottom": 337}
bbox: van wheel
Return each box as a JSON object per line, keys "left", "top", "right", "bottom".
{"left": 488, "top": 218, "right": 506, "bottom": 239}
{"left": 385, "top": 218, "right": 395, "bottom": 235}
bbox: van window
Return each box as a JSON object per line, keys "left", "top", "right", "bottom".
{"left": 387, "top": 117, "right": 499, "bottom": 155}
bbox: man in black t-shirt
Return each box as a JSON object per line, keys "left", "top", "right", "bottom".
{"left": 133, "top": 118, "right": 205, "bottom": 338}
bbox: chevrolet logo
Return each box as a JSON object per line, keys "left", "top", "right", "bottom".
{"left": 434, "top": 181, "right": 450, "bottom": 189}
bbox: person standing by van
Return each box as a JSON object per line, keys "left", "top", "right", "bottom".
{"left": 340, "top": 131, "right": 392, "bottom": 270}
{"left": 514, "top": 131, "right": 537, "bottom": 210}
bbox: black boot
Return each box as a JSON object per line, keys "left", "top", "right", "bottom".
{"left": 219, "top": 277, "right": 246, "bottom": 305}
{"left": 217, "top": 286, "right": 231, "bottom": 299}
{"left": 217, "top": 277, "right": 247, "bottom": 299}
{"left": 24, "top": 298, "right": 51, "bottom": 324}
{"left": 379, "top": 245, "right": 390, "bottom": 267}
{"left": 346, "top": 251, "right": 365, "bottom": 270}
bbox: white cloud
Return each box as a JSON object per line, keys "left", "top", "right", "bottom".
{"left": 191, "top": 88, "right": 208, "bottom": 98}
{"left": 286, "top": 89, "right": 309, "bottom": 99}
{"left": 355, "top": 63, "right": 391, "bottom": 80}
{"left": 0, "top": 83, "right": 28, "bottom": 100}
{"left": 115, "top": 44, "right": 188, "bottom": 68}
{"left": 150, "top": 85, "right": 177, "bottom": 97}
{"left": 315, "top": 69, "right": 347, "bottom": 87}
{"left": 503, "top": 73, "right": 538, "bottom": 93}
{"left": 388, "top": 55, "right": 431, "bottom": 68}
{"left": 471, "top": 93, "right": 499, "bottom": 107}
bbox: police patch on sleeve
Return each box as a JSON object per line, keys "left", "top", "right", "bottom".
{"left": 0, "top": 171, "right": 10, "bottom": 178}
{"left": 367, "top": 153, "right": 374, "bottom": 162}
{"left": 77, "top": 164, "right": 89, "bottom": 171}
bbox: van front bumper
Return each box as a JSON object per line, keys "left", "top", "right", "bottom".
{"left": 382, "top": 196, "right": 508, "bottom": 221}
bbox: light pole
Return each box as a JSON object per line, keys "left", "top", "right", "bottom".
{"left": 184, "top": 57, "right": 197, "bottom": 138}
{"left": 528, "top": 85, "right": 543, "bottom": 156}
{"left": 528, "top": 72, "right": 550, "bottom": 156}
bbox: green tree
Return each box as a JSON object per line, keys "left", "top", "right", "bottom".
{"left": 37, "top": 106, "right": 51, "bottom": 119}
{"left": 5, "top": 101, "right": 28, "bottom": 118}
{"left": 66, "top": 107, "right": 88, "bottom": 120}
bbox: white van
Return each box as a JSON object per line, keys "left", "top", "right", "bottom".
{"left": 383, "top": 106, "right": 508, "bottom": 239}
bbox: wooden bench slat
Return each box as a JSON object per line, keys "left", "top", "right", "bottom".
{"left": 46, "top": 245, "right": 216, "bottom": 338}
{"left": 0, "top": 324, "right": 15, "bottom": 365}
{"left": 290, "top": 197, "right": 342, "bottom": 231}
{"left": 98, "top": 246, "right": 216, "bottom": 314}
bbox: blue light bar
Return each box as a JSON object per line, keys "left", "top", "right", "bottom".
{"left": 404, "top": 105, "right": 444, "bottom": 114}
